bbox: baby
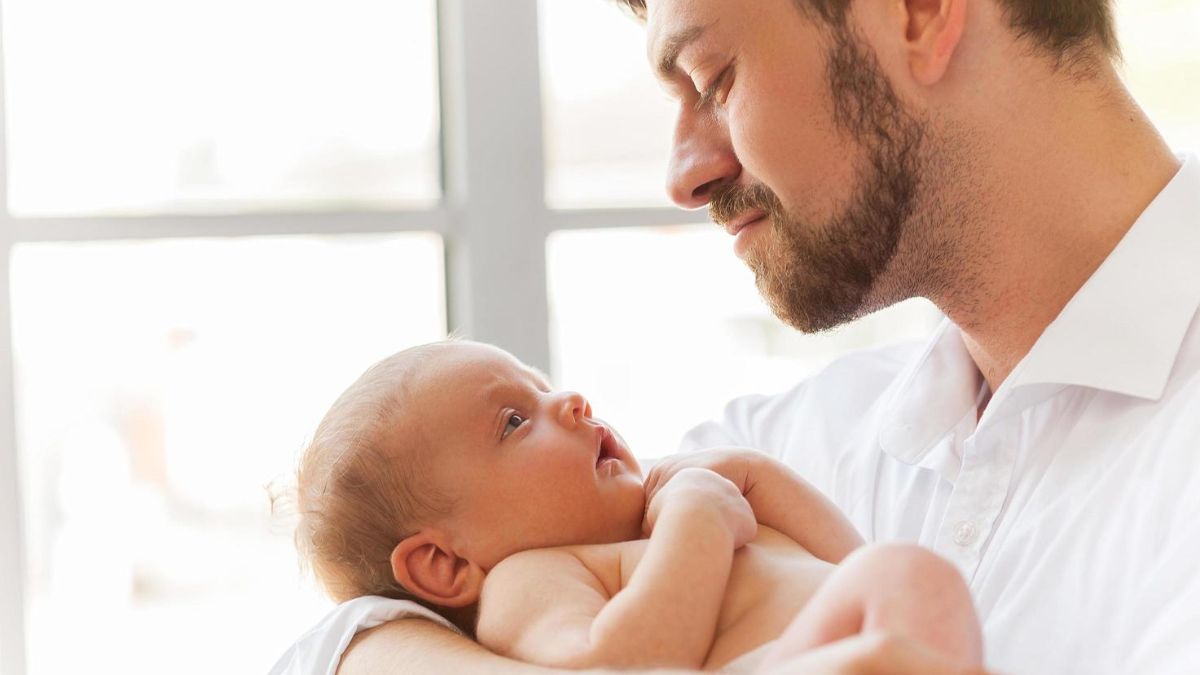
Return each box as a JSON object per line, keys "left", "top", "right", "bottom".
{"left": 294, "top": 340, "right": 982, "bottom": 672}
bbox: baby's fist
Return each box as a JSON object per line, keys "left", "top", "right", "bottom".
{"left": 643, "top": 467, "right": 757, "bottom": 548}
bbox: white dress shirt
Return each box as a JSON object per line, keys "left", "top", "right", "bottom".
{"left": 680, "top": 154, "right": 1200, "bottom": 674}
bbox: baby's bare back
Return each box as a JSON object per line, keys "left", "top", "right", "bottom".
{"left": 568, "top": 525, "right": 834, "bottom": 670}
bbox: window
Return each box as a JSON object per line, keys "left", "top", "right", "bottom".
{"left": 539, "top": 0, "right": 675, "bottom": 208}
{"left": 1116, "top": 1, "right": 1200, "bottom": 152}
{"left": 0, "top": 1, "right": 1196, "bottom": 674}
{"left": 10, "top": 235, "right": 445, "bottom": 674}
{"left": 4, "top": 0, "right": 440, "bottom": 215}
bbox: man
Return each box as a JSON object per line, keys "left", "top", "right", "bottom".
{"left": 284, "top": 0, "right": 1199, "bottom": 672}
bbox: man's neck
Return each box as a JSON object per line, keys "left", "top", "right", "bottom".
{"left": 934, "top": 67, "right": 1181, "bottom": 397}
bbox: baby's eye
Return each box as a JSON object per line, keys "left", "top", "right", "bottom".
{"left": 502, "top": 413, "right": 527, "bottom": 439}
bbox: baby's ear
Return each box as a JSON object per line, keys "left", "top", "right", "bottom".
{"left": 390, "top": 531, "right": 485, "bottom": 608}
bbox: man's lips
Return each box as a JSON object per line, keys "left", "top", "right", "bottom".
{"left": 722, "top": 210, "right": 768, "bottom": 237}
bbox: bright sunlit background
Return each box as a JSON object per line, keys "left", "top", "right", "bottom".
{"left": 0, "top": 1, "right": 1196, "bottom": 674}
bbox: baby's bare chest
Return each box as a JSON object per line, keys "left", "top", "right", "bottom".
{"left": 571, "top": 526, "right": 835, "bottom": 670}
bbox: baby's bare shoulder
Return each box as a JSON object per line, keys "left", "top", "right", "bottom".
{"left": 570, "top": 540, "right": 647, "bottom": 591}
{"left": 483, "top": 540, "right": 637, "bottom": 601}
{"left": 477, "top": 544, "right": 629, "bottom": 656}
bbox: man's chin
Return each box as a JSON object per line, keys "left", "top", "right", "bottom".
{"left": 754, "top": 271, "right": 864, "bottom": 334}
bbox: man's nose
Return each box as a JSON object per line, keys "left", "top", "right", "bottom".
{"left": 666, "top": 108, "right": 740, "bottom": 209}
{"left": 557, "top": 391, "right": 593, "bottom": 428}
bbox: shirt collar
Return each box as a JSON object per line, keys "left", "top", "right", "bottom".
{"left": 879, "top": 319, "right": 983, "bottom": 464}
{"left": 1005, "top": 153, "right": 1200, "bottom": 401}
{"left": 880, "top": 153, "right": 1200, "bottom": 464}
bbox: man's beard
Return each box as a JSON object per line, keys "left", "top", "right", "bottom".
{"left": 710, "top": 26, "right": 928, "bottom": 333}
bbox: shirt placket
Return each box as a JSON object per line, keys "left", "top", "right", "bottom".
{"left": 933, "top": 424, "right": 1017, "bottom": 581}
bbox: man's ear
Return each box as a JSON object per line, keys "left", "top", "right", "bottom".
{"left": 900, "top": 0, "right": 966, "bottom": 86}
{"left": 390, "top": 531, "right": 485, "bottom": 608}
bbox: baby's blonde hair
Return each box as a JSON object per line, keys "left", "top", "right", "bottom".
{"left": 293, "top": 342, "right": 475, "bottom": 634}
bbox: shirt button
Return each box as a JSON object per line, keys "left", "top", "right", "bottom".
{"left": 953, "top": 521, "right": 977, "bottom": 546}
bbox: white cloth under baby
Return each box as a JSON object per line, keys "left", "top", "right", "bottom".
{"left": 266, "top": 596, "right": 460, "bottom": 675}
{"left": 268, "top": 594, "right": 778, "bottom": 674}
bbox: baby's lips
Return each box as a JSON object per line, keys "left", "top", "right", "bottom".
{"left": 602, "top": 426, "right": 622, "bottom": 462}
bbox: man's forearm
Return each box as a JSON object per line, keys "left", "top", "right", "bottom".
{"left": 588, "top": 507, "right": 734, "bottom": 669}
{"left": 338, "top": 618, "right": 544, "bottom": 675}
{"left": 337, "top": 617, "right": 700, "bottom": 675}
{"left": 744, "top": 456, "right": 864, "bottom": 563}
{"left": 336, "top": 610, "right": 974, "bottom": 675}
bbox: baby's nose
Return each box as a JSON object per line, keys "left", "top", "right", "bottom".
{"left": 557, "top": 391, "right": 592, "bottom": 427}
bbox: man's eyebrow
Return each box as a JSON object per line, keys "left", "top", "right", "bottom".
{"left": 655, "top": 24, "right": 709, "bottom": 79}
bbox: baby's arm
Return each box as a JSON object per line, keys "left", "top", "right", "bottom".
{"left": 741, "top": 453, "right": 864, "bottom": 562}
{"left": 477, "top": 468, "right": 755, "bottom": 670}
{"left": 646, "top": 449, "right": 864, "bottom": 563}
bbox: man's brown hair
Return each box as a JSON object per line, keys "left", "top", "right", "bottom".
{"left": 613, "top": 0, "right": 1119, "bottom": 62}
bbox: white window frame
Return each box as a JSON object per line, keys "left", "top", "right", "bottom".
{"left": 0, "top": 1, "right": 707, "bottom": 672}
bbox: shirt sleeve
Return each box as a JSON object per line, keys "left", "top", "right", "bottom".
{"left": 268, "top": 596, "right": 461, "bottom": 675}
{"left": 676, "top": 392, "right": 773, "bottom": 453}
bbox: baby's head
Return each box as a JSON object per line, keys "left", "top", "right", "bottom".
{"left": 295, "top": 340, "right": 644, "bottom": 632}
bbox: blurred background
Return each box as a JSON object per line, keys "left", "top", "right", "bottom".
{"left": 0, "top": 0, "right": 1195, "bottom": 673}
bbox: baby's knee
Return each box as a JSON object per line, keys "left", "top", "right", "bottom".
{"left": 842, "top": 544, "right": 982, "bottom": 664}
{"left": 843, "top": 543, "right": 968, "bottom": 596}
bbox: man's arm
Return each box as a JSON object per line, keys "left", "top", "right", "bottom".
{"left": 337, "top": 618, "right": 989, "bottom": 675}
{"left": 476, "top": 469, "right": 753, "bottom": 670}
{"left": 337, "top": 618, "right": 551, "bottom": 675}
{"left": 646, "top": 449, "right": 864, "bottom": 563}
{"left": 338, "top": 618, "right": 698, "bottom": 674}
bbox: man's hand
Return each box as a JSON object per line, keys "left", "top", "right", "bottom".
{"left": 642, "top": 467, "right": 757, "bottom": 549}
{"left": 758, "top": 632, "right": 993, "bottom": 675}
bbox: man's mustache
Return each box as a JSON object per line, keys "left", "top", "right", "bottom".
{"left": 709, "top": 182, "right": 783, "bottom": 227}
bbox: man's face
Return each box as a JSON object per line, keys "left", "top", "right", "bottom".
{"left": 648, "top": 0, "right": 930, "bottom": 332}
{"left": 412, "top": 343, "right": 645, "bottom": 570}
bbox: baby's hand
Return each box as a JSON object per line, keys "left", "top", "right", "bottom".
{"left": 642, "top": 467, "right": 757, "bottom": 548}
{"left": 645, "top": 447, "right": 769, "bottom": 501}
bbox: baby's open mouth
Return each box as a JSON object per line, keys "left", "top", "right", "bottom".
{"left": 596, "top": 426, "right": 618, "bottom": 468}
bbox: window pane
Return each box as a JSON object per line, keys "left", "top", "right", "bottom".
{"left": 4, "top": 0, "right": 440, "bottom": 216}
{"left": 1117, "top": 0, "right": 1200, "bottom": 152}
{"left": 548, "top": 227, "right": 942, "bottom": 457}
{"left": 11, "top": 234, "right": 446, "bottom": 675}
{"left": 539, "top": 0, "right": 674, "bottom": 209}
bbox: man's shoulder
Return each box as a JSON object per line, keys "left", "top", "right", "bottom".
{"left": 807, "top": 338, "right": 928, "bottom": 393}
{"left": 740, "top": 337, "right": 925, "bottom": 421}
{"left": 681, "top": 337, "right": 927, "bottom": 453}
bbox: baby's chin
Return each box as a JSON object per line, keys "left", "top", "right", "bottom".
{"left": 609, "top": 497, "right": 649, "bottom": 543}
{"left": 614, "top": 513, "right": 647, "bottom": 543}
{"left": 576, "top": 501, "right": 646, "bottom": 546}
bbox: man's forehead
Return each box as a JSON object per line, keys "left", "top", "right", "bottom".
{"left": 645, "top": 0, "right": 714, "bottom": 78}
{"left": 650, "top": 24, "right": 709, "bottom": 79}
